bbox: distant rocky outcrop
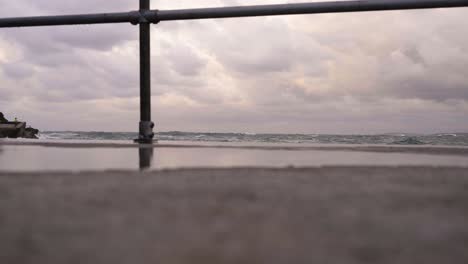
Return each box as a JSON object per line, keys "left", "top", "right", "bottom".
{"left": 0, "top": 112, "right": 7, "bottom": 123}
{"left": 0, "top": 112, "right": 39, "bottom": 139}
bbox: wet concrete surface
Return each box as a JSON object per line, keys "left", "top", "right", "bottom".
{"left": 1, "top": 142, "right": 468, "bottom": 171}
{"left": 1, "top": 167, "right": 467, "bottom": 264}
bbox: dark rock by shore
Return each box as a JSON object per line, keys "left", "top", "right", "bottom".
{"left": 0, "top": 112, "right": 7, "bottom": 123}
{"left": 0, "top": 112, "right": 39, "bottom": 139}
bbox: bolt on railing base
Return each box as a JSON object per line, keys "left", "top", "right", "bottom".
{"left": 134, "top": 121, "right": 155, "bottom": 144}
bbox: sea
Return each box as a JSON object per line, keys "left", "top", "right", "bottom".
{"left": 38, "top": 131, "right": 468, "bottom": 146}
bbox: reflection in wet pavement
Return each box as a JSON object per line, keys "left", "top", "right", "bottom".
{"left": 139, "top": 146, "right": 153, "bottom": 170}
{"left": 0, "top": 143, "right": 468, "bottom": 172}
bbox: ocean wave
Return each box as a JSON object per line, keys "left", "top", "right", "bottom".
{"left": 390, "top": 137, "right": 425, "bottom": 145}
{"left": 37, "top": 131, "right": 468, "bottom": 146}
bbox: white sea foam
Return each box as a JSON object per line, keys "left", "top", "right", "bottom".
{"left": 36, "top": 131, "right": 468, "bottom": 146}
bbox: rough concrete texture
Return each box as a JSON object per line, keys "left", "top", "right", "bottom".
{"left": 1, "top": 167, "right": 468, "bottom": 264}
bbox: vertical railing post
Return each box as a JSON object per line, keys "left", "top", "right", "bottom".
{"left": 137, "top": 0, "right": 155, "bottom": 143}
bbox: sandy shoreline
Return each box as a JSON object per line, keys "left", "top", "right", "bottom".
{"left": 1, "top": 167, "right": 468, "bottom": 263}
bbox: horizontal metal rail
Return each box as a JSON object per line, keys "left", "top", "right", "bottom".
{"left": 0, "top": 12, "right": 140, "bottom": 28}
{"left": 0, "top": 0, "right": 467, "bottom": 28}
{"left": 156, "top": 0, "right": 468, "bottom": 21}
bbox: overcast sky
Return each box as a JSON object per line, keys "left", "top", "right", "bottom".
{"left": 0, "top": 0, "right": 467, "bottom": 133}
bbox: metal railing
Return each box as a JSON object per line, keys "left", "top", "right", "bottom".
{"left": 1, "top": 0, "right": 467, "bottom": 143}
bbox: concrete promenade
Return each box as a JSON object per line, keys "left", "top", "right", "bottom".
{"left": 1, "top": 166, "right": 467, "bottom": 264}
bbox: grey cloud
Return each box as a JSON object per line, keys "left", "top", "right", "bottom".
{"left": 28, "top": 50, "right": 85, "bottom": 68}
{"left": 2, "top": 25, "right": 136, "bottom": 54}
{"left": 402, "top": 46, "right": 426, "bottom": 65}
{"left": 0, "top": 88, "right": 13, "bottom": 102}
{"left": 166, "top": 43, "right": 206, "bottom": 76}
{"left": 50, "top": 25, "right": 137, "bottom": 51}
{"left": 382, "top": 78, "right": 468, "bottom": 102}
{"left": 1, "top": 63, "right": 34, "bottom": 79}
{"left": 29, "top": 0, "right": 135, "bottom": 14}
{"left": 171, "top": 17, "right": 296, "bottom": 75}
